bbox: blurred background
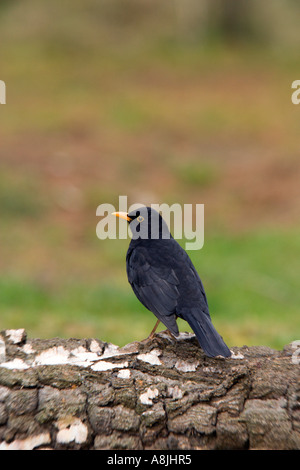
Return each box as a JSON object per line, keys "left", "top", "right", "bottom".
{"left": 0, "top": 0, "right": 299, "bottom": 348}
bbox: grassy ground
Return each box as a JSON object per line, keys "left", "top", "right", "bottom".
{"left": 0, "top": 228, "right": 299, "bottom": 349}
{"left": 0, "top": 5, "right": 299, "bottom": 349}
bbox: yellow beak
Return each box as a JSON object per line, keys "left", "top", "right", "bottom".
{"left": 112, "top": 211, "right": 131, "bottom": 222}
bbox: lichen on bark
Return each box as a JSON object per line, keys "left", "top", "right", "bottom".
{"left": 0, "top": 329, "right": 299, "bottom": 450}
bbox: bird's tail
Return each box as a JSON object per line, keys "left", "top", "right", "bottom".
{"left": 187, "top": 310, "right": 231, "bottom": 358}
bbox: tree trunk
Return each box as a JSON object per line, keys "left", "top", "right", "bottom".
{"left": 0, "top": 329, "right": 299, "bottom": 450}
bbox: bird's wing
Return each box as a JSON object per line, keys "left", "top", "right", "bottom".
{"left": 126, "top": 247, "right": 180, "bottom": 336}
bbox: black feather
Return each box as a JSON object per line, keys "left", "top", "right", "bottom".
{"left": 125, "top": 206, "right": 231, "bottom": 358}
{"left": 183, "top": 308, "right": 231, "bottom": 357}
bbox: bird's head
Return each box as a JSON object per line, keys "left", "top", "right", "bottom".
{"left": 112, "top": 206, "right": 171, "bottom": 240}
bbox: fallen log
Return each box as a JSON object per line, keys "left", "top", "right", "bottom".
{"left": 0, "top": 329, "right": 299, "bottom": 450}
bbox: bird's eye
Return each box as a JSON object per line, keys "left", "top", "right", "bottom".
{"left": 137, "top": 215, "right": 144, "bottom": 222}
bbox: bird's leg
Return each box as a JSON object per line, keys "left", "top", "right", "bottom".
{"left": 135, "top": 320, "right": 161, "bottom": 346}
{"left": 147, "top": 319, "right": 160, "bottom": 340}
{"left": 165, "top": 329, "right": 175, "bottom": 339}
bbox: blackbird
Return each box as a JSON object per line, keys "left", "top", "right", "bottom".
{"left": 113, "top": 206, "right": 231, "bottom": 358}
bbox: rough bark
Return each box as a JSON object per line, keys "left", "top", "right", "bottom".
{"left": 0, "top": 329, "right": 299, "bottom": 450}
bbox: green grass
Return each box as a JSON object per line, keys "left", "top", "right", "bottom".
{"left": 171, "top": 161, "right": 219, "bottom": 187}
{"left": 188, "top": 229, "right": 300, "bottom": 349}
{"left": 0, "top": 228, "right": 299, "bottom": 350}
{"left": 0, "top": 171, "right": 48, "bottom": 218}
{"left": 0, "top": 5, "right": 299, "bottom": 352}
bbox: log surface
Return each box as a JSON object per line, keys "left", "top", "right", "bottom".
{"left": 0, "top": 329, "right": 299, "bottom": 450}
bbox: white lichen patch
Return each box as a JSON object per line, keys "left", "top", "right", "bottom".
{"left": 101, "top": 343, "right": 121, "bottom": 359}
{"left": 91, "top": 360, "right": 128, "bottom": 371}
{"left": 157, "top": 331, "right": 174, "bottom": 342}
{"left": 22, "top": 343, "right": 36, "bottom": 355}
{"left": 202, "top": 366, "right": 218, "bottom": 373}
{"left": 101, "top": 341, "right": 139, "bottom": 359}
{"left": 32, "top": 345, "right": 102, "bottom": 368}
{"left": 70, "top": 346, "right": 100, "bottom": 367}
{"left": 230, "top": 350, "right": 244, "bottom": 360}
{"left": 139, "top": 387, "right": 159, "bottom": 405}
{"left": 5, "top": 328, "right": 26, "bottom": 345}
{"left": 0, "top": 358, "right": 29, "bottom": 370}
{"left": 168, "top": 385, "right": 183, "bottom": 399}
{"left": 56, "top": 417, "right": 88, "bottom": 444}
{"left": 137, "top": 349, "right": 162, "bottom": 366}
{"left": 0, "top": 433, "right": 51, "bottom": 450}
{"left": 176, "top": 332, "right": 195, "bottom": 341}
{"left": 117, "top": 368, "right": 131, "bottom": 379}
{"left": 0, "top": 340, "right": 133, "bottom": 370}
{"left": 33, "top": 346, "right": 71, "bottom": 366}
{"left": 89, "top": 339, "right": 102, "bottom": 353}
{"left": 0, "top": 338, "right": 5, "bottom": 360}
{"left": 175, "top": 359, "right": 198, "bottom": 373}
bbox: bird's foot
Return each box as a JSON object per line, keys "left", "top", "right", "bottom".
{"left": 158, "top": 329, "right": 176, "bottom": 341}
{"left": 162, "top": 329, "right": 174, "bottom": 337}
{"left": 142, "top": 329, "right": 175, "bottom": 344}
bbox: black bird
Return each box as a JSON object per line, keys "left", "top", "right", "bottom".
{"left": 113, "top": 206, "right": 231, "bottom": 358}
